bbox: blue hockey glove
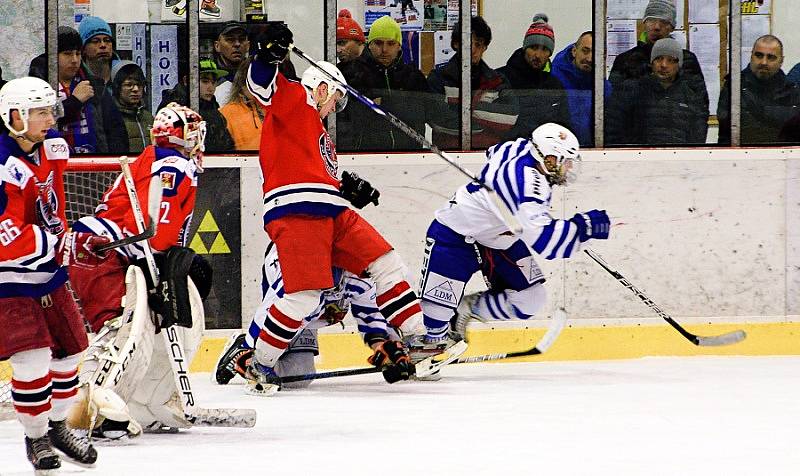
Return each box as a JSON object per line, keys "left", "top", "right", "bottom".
{"left": 573, "top": 209, "right": 610, "bottom": 242}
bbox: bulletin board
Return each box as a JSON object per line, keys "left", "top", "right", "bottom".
{"left": 605, "top": 0, "right": 773, "bottom": 118}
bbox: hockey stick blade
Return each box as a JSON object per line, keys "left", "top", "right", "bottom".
{"left": 94, "top": 222, "right": 155, "bottom": 253}
{"left": 414, "top": 340, "right": 469, "bottom": 378}
{"left": 583, "top": 248, "right": 746, "bottom": 347}
{"left": 453, "top": 308, "right": 567, "bottom": 364}
{"left": 185, "top": 407, "right": 257, "bottom": 428}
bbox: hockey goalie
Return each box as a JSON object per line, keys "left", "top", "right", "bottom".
{"left": 64, "top": 103, "right": 223, "bottom": 439}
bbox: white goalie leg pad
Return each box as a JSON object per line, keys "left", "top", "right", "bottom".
{"left": 69, "top": 266, "right": 155, "bottom": 432}
{"left": 128, "top": 278, "right": 205, "bottom": 429}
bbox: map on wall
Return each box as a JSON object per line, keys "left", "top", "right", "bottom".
{"left": 0, "top": 0, "right": 45, "bottom": 81}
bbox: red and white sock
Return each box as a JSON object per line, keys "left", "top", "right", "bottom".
{"left": 9, "top": 348, "right": 52, "bottom": 438}
{"left": 50, "top": 353, "right": 82, "bottom": 421}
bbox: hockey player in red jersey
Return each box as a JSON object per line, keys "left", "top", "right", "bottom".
{"left": 69, "top": 102, "right": 210, "bottom": 334}
{"left": 0, "top": 77, "right": 99, "bottom": 471}
{"left": 244, "top": 23, "right": 424, "bottom": 394}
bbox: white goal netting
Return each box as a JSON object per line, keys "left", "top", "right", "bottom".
{"left": 1, "top": 158, "right": 120, "bottom": 419}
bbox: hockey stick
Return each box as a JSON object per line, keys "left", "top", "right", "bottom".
{"left": 583, "top": 248, "right": 746, "bottom": 346}
{"left": 120, "top": 156, "right": 256, "bottom": 427}
{"left": 94, "top": 222, "right": 155, "bottom": 253}
{"left": 290, "top": 46, "right": 523, "bottom": 235}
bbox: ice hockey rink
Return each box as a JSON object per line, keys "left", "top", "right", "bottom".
{"left": 1, "top": 355, "right": 799, "bottom": 475}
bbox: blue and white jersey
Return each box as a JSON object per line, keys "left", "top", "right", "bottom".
{"left": 246, "top": 239, "right": 392, "bottom": 348}
{"left": 435, "top": 138, "right": 583, "bottom": 259}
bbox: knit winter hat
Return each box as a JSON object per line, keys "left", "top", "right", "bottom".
{"left": 650, "top": 38, "right": 683, "bottom": 68}
{"left": 78, "top": 16, "right": 113, "bottom": 45}
{"left": 337, "top": 9, "right": 365, "bottom": 43}
{"left": 368, "top": 15, "right": 401, "bottom": 44}
{"left": 643, "top": 0, "right": 677, "bottom": 27}
{"left": 58, "top": 26, "right": 83, "bottom": 53}
{"left": 523, "top": 14, "right": 555, "bottom": 53}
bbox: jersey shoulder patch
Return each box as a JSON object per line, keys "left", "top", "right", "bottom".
{"left": 522, "top": 166, "right": 549, "bottom": 204}
{"left": 42, "top": 137, "right": 70, "bottom": 160}
{"left": 0, "top": 155, "right": 34, "bottom": 188}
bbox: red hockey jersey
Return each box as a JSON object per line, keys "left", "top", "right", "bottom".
{"left": 0, "top": 131, "right": 69, "bottom": 298}
{"left": 247, "top": 60, "right": 349, "bottom": 225}
{"left": 73, "top": 146, "right": 197, "bottom": 260}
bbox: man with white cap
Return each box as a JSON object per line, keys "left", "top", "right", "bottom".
{"left": 608, "top": 0, "right": 707, "bottom": 110}
{"left": 606, "top": 38, "right": 709, "bottom": 145}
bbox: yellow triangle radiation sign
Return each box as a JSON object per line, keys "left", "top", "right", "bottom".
{"left": 190, "top": 210, "right": 231, "bottom": 255}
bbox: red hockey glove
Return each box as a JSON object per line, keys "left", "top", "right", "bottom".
{"left": 58, "top": 232, "right": 111, "bottom": 268}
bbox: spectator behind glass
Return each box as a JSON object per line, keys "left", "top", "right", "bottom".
{"left": 198, "top": 57, "right": 234, "bottom": 152}
{"left": 77, "top": 15, "right": 128, "bottom": 153}
{"left": 220, "top": 57, "right": 263, "bottom": 150}
{"left": 551, "top": 31, "right": 612, "bottom": 146}
{"left": 28, "top": 26, "right": 101, "bottom": 154}
{"left": 608, "top": 0, "right": 707, "bottom": 108}
{"left": 110, "top": 61, "right": 153, "bottom": 153}
{"left": 336, "top": 9, "right": 365, "bottom": 63}
{"left": 718, "top": 35, "right": 800, "bottom": 144}
{"left": 427, "top": 16, "right": 519, "bottom": 149}
{"left": 337, "top": 15, "right": 430, "bottom": 151}
{"left": 213, "top": 21, "right": 250, "bottom": 107}
{"left": 788, "top": 62, "right": 800, "bottom": 87}
{"left": 497, "top": 13, "right": 570, "bottom": 140}
{"left": 606, "top": 38, "right": 708, "bottom": 145}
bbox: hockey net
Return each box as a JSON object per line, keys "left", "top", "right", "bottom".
{"left": 1, "top": 158, "right": 121, "bottom": 420}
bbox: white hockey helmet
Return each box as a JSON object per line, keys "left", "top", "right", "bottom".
{"left": 530, "top": 123, "right": 581, "bottom": 185}
{"left": 151, "top": 102, "right": 207, "bottom": 171}
{"left": 301, "top": 61, "right": 349, "bottom": 112}
{"left": 0, "top": 77, "right": 62, "bottom": 136}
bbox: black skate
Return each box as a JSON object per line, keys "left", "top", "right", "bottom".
{"left": 214, "top": 332, "right": 252, "bottom": 384}
{"left": 49, "top": 419, "right": 98, "bottom": 466}
{"left": 165, "top": 0, "right": 181, "bottom": 7}
{"left": 25, "top": 435, "right": 61, "bottom": 472}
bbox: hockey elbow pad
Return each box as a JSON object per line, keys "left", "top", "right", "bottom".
{"left": 572, "top": 209, "right": 610, "bottom": 242}
{"left": 340, "top": 171, "right": 380, "bottom": 209}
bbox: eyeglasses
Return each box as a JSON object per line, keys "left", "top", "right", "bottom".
{"left": 121, "top": 81, "right": 143, "bottom": 90}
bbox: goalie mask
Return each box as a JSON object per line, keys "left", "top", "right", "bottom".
{"left": 530, "top": 123, "right": 581, "bottom": 186}
{"left": 151, "top": 102, "right": 207, "bottom": 172}
{"left": 0, "top": 77, "right": 63, "bottom": 136}
{"left": 301, "top": 61, "right": 349, "bottom": 113}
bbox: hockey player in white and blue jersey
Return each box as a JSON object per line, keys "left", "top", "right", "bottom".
{"left": 214, "top": 238, "right": 411, "bottom": 393}
{"left": 415, "top": 123, "right": 610, "bottom": 354}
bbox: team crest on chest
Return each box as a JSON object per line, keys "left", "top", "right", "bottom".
{"left": 35, "top": 172, "right": 64, "bottom": 235}
{"left": 318, "top": 132, "right": 338, "bottom": 178}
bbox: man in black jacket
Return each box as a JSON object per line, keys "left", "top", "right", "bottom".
{"left": 608, "top": 0, "right": 707, "bottom": 109}
{"left": 606, "top": 38, "right": 708, "bottom": 145}
{"left": 718, "top": 35, "right": 800, "bottom": 144}
{"left": 496, "top": 14, "right": 570, "bottom": 140}
{"left": 337, "top": 15, "right": 430, "bottom": 151}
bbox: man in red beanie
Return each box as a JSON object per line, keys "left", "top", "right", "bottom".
{"left": 336, "top": 9, "right": 365, "bottom": 63}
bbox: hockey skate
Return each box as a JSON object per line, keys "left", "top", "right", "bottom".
{"left": 25, "top": 435, "right": 60, "bottom": 473}
{"left": 245, "top": 361, "right": 281, "bottom": 396}
{"left": 48, "top": 420, "right": 98, "bottom": 466}
{"left": 453, "top": 292, "right": 484, "bottom": 342}
{"left": 165, "top": 0, "right": 181, "bottom": 6}
{"left": 201, "top": 0, "right": 221, "bottom": 17}
{"left": 213, "top": 332, "right": 252, "bottom": 384}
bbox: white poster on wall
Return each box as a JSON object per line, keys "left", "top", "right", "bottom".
{"left": 607, "top": 0, "right": 648, "bottom": 19}
{"left": 365, "top": 1, "right": 424, "bottom": 32}
{"left": 92, "top": 0, "right": 148, "bottom": 23}
{"left": 741, "top": 0, "right": 771, "bottom": 15}
{"left": 115, "top": 24, "right": 132, "bottom": 51}
{"left": 433, "top": 30, "right": 454, "bottom": 68}
{"left": 741, "top": 14, "right": 770, "bottom": 66}
{"left": 688, "top": 0, "right": 718, "bottom": 24}
{"left": 132, "top": 23, "right": 146, "bottom": 70}
{"left": 689, "top": 24, "right": 720, "bottom": 115}
{"left": 149, "top": 24, "right": 179, "bottom": 113}
{"left": 606, "top": 19, "right": 637, "bottom": 76}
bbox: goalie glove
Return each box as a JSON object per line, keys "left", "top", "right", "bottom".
{"left": 572, "top": 209, "right": 610, "bottom": 242}
{"left": 340, "top": 171, "right": 380, "bottom": 209}
{"left": 57, "top": 232, "right": 111, "bottom": 268}
{"left": 255, "top": 23, "right": 293, "bottom": 65}
{"left": 367, "top": 339, "right": 415, "bottom": 384}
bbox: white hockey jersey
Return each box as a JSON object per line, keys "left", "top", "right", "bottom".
{"left": 435, "top": 137, "right": 584, "bottom": 259}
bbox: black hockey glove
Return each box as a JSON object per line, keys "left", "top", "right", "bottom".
{"left": 572, "top": 209, "right": 610, "bottom": 242}
{"left": 255, "top": 23, "right": 293, "bottom": 65}
{"left": 367, "top": 340, "right": 415, "bottom": 384}
{"left": 340, "top": 171, "right": 380, "bottom": 209}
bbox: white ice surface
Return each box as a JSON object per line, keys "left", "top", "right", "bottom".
{"left": 2, "top": 356, "right": 799, "bottom": 475}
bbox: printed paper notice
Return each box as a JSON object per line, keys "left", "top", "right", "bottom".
{"left": 689, "top": 0, "right": 718, "bottom": 23}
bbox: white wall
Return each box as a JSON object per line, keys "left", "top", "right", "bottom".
{"left": 218, "top": 147, "right": 800, "bottom": 326}
{"left": 770, "top": 0, "right": 800, "bottom": 74}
